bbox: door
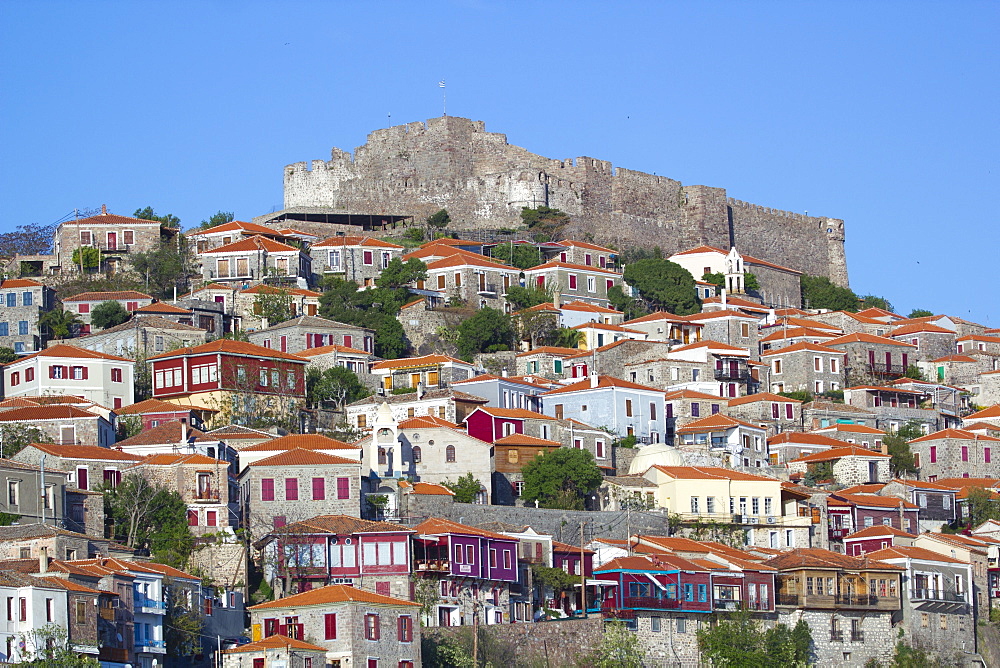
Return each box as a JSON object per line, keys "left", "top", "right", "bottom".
{"left": 107, "top": 232, "right": 117, "bottom": 250}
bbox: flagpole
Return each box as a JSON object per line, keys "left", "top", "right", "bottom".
{"left": 439, "top": 80, "right": 447, "bottom": 117}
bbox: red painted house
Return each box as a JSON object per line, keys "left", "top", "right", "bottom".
{"left": 113, "top": 397, "right": 217, "bottom": 430}
{"left": 147, "top": 339, "right": 307, "bottom": 410}
{"left": 259, "top": 515, "right": 415, "bottom": 601}
{"left": 843, "top": 525, "right": 913, "bottom": 557}
{"left": 464, "top": 406, "right": 561, "bottom": 443}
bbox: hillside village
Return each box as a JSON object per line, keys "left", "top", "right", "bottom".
{"left": 0, "top": 205, "right": 997, "bottom": 668}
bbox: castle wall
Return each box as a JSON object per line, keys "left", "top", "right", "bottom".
{"left": 284, "top": 117, "right": 849, "bottom": 286}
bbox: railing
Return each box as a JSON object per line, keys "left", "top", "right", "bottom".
{"left": 829, "top": 528, "right": 851, "bottom": 539}
{"left": 98, "top": 607, "right": 116, "bottom": 621}
{"left": 617, "top": 596, "right": 683, "bottom": 610}
{"left": 208, "top": 269, "right": 254, "bottom": 279}
{"left": 601, "top": 607, "right": 635, "bottom": 619}
{"left": 99, "top": 647, "right": 129, "bottom": 663}
{"left": 776, "top": 593, "right": 899, "bottom": 610}
{"left": 830, "top": 630, "right": 844, "bottom": 642}
{"left": 866, "top": 362, "right": 904, "bottom": 377}
{"left": 478, "top": 283, "right": 498, "bottom": 296}
{"left": 134, "top": 595, "right": 167, "bottom": 610}
{"left": 192, "top": 489, "right": 220, "bottom": 502}
{"left": 136, "top": 639, "right": 166, "bottom": 650}
{"left": 415, "top": 559, "right": 450, "bottom": 572}
{"left": 851, "top": 631, "right": 864, "bottom": 642}
{"left": 87, "top": 243, "right": 133, "bottom": 253}
{"left": 714, "top": 369, "right": 752, "bottom": 381}
{"left": 910, "top": 589, "right": 965, "bottom": 602}
{"left": 714, "top": 599, "right": 742, "bottom": 611}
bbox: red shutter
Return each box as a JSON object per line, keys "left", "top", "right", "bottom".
{"left": 285, "top": 478, "right": 298, "bottom": 501}
{"left": 337, "top": 477, "right": 350, "bottom": 499}
{"left": 374, "top": 614, "right": 380, "bottom": 640}
{"left": 261, "top": 478, "right": 274, "bottom": 501}
{"left": 77, "top": 468, "right": 88, "bottom": 490}
{"left": 49, "top": 366, "right": 55, "bottom": 379}
{"left": 187, "top": 510, "right": 198, "bottom": 526}
{"left": 324, "top": 612, "right": 337, "bottom": 639}
{"left": 312, "top": 477, "right": 325, "bottom": 500}
{"left": 81, "top": 366, "right": 89, "bottom": 380}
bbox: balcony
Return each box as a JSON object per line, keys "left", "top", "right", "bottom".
{"left": 714, "top": 369, "right": 752, "bottom": 382}
{"left": 415, "top": 559, "right": 450, "bottom": 572}
{"left": 776, "top": 593, "right": 900, "bottom": 611}
{"left": 830, "top": 630, "right": 844, "bottom": 643}
{"left": 192, "top": 489, "right": 220, "bottom": 502}
{"left": 617, "top": 596, "right": 682, "bottom": 611}
{"left": 136, "top": 638, "right": 166, "bottom": 653}
{"left": 829, "top": 528, "right": 851, "bottom": 540}
{"left": 866, "top": 362, "right": 904, "bottom": 378}
{"left": 910, "top": 588, "right": 965, "bottom": 603}
{"left": 98, "top": 606, "right": 116, "bottom": 621}
{"left": 714, "top": 599, "right": 742, "bottom": 611}
{"left": 99, "top": 647, "right": 130, "bottom": 663}
{"left": 87, "top": 242, "right": 133, "bottom": 253}
{"left": 477, "top": 283, "right": 498, "bottom": 297}
{"left": 134, "top": 595, "right": 167, "bottom": 614}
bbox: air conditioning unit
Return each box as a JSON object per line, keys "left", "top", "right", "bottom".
{"left": 377, "top": 388, "right": 386, "bottom": 396}
{"left": 767, "top": 516, "right": 777, "bottom": 524}
{"left": 733, "top": 514, "right": 744, "bottom": 523}
{"left": 747, "top": 516, "right": 759, "bottom": 525}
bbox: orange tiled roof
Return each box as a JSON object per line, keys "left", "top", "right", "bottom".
{"left": 768, "top": 432, "right": 844, "bottom": 448}
{"left": 135, "top": 302, "right": 192, "bottom": 314}
{"left": 515, "top": 346, "right": 580, "bottom": 357}
{"left": 371, "top": 354, "right": 468, "bottom": 370}
{"left": 147, "top": 339, "right": 307, "bottom": 362}
{"left": 0, "top": 278, "right": 43, "bottom": 288}
{"left": 63, "top": 290, "right": 153, "bottom": 302}
{"left": 249, "top": 448, "right": 360, "bottom": 467}
{"left": 824, "top": 332, "right": 917, "bottom": 348}
{"left": 115, "top": 421, "right": 210, "bottom": 447}
{"left": 134, "top": 453, "right": 227, "bottom": 467}
{"left": 762, "top": 547, "right": 902, "bottom": 571}
{"left": 413, "top": 517, "right": 514, "bottom": 541}
{"left": 472, "top": 406, "right": 558, "bottom": 421}
{"left": 523, "top": 260, "right": 621, "bottom": 276}
{"left": 20, "top": 443, "right": 141, "bottom": 461}
{"left": 664, "top": 389, "right": 730, "bottom": 402}
{"left": 965, "top": 405, "right": 1000, "bottom": 420}
{"left": 249, "top": 583, "right": 419, "bottom": 610}
{"left": 759, "top": 327, "right": 838, "bottom": 343}
{"left": 789, "top": 446, "right": 890, "bottom": 464}
{"left": 624, "top": 311, "right": 702, "bottom": 326}
{"left": 555, "top": 239, "right": 617, "bottom": 253}
{"left": 540, "top": 375, "right": 660, "bottom": 396}
{"left": 426, "top": 254, "right": 517, "bottom": 271}
{"left": 930, "top": 354, "right": 977, "bottom": 363}
{"left": 651, "top": 465, "right": 779, "bottom": 483}
{"left": 114, "top": 398, "right": 215, "bottom": 415}
{"left": 494, "top": 433, "right": 562, "bottom": 447}
{"left": 201, "top": 235, "right": 300, "bottom": 254}
{"left": 9, "top": 342, "right": 132, "bottom": 364}
{"left": 866, "top": 545, "right": 967, "bottom": 565}
{"left": 909, "top": 428, "right": 1000, "bottom": 443}
{"left": 312, "top": 235, "right": 404, "bottom": 249}
{"left": 844, "top": 525, "right": 914, "bottom": 540}
{"left": 834, "top": 493, "right": 918, "bottom": 510}
{"left": 295, "top": 344, "right": 370, "bottom": 357}
{"left": 243, "top": 433, "right": 355, "bottom": 452}
{"left": 398, "top": 415, "right": 460, "bottom": 429}
{"left": 890, "top": 322, "right": 954, "bottom": 336}
{"left": 760, "top": 341, "right": 841, "bottom": 356}
{"left": 238, "top": 285, "right": 321, "bottom": 297}
{"left": 188, "top": 221, "right": 286, "bottom": 237}
{"left": 676, "top": 414, "right": 766, "bottom": 434}
{"left": 727, "top": 392, "right": 802, "bottom": 406}
{"left": 399, "top": 481, "right": 456, "bottom": 496}
{"left": 816, "top": 424, "right": 886, "bottom": 435}
{"left": 224, "top": 635, "right": 328, "bottom": 654}
{"left": 0, "top": 406, "right": 102, "bottom": 422}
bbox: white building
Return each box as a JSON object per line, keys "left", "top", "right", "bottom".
{"left": 2, "top": 343, "right": 135, "bottom": 409}
{"left": 0, "top": 571, "right": 68, "bottom": 663}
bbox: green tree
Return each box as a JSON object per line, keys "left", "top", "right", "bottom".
{"left": 800, "top": 274, "right": 860, "bottom": 311}
{"left": 306, "top": 366, "right": 371, "bottom": 409}
{"left": 426, "top": 208, "right": 451, "bottom": 231}
{"left": 0, "top": 223, "right": 55, "bottom": 258}
{"left": 130, "top": 237, "right": 192, "bottom": 298}
{"left": 607, "top": 284, "right": 647, "bottom": 321}
{"left": 15, "top": 623, "right": 101, "bottom": 667}
{"left": 318, "top": 274, "right": 415, "bottom": 360}
{"left": 443, "top": 473, "right": 484, "bottom": 503}
{"left": 778, "top": 390, "right": 814, "bottom": 403}
{"left": 254, "top": 288, "right": 293, "bottom": 326}
{"left": 904, "top": 364, "right": 926, "bottom": 380}
{"left": 965, "top": 487, "right": 1000, "bottom": 528}
{"left": 908, "top": 309, "right": 934, "bottom": 318}
{"left": 164, "top": 581, "right": 203, "bottom": 657}
{"left": 548, "top": 326, "right": 584, "bottom": 349}
{"left": 505, "top": 284, "right": 550, "bottom": 310}
{"left": 0, "top": 347, "right": 15, "bottom": 365}
{"left": 133, "top": 206, "right": 180, "bottom": 227}
{"left": 744, "top": 272, "right": 761, "bottom": 291}
{"left": 859, "top": 294, "right": 894, "bottom": 313}
{"left": 702, "top": 271, "right": 726, "bottom": 288}
{"left": 197, "top": 210, "right": 235, "bottom": 230}
{"left": 490, "top": 242, "right": 542, "bottom": 269}
{"left": 697, "top": 609, "right": 811, "bottom": 666}
{"left": 90, "top": 300, "right": 130, "bottom": 330}
{"left": 521, "top": 448, "right": 603, "bottom": 510}
{"left": 623, "top": 259, "right": 700, "bottom": 315}
{"left": 376, "top": 257, "right": 428, "bottom": 294}
{"left": 585, "top": 620, "right": 643, "bottom": 668}
{"left": 520, "top": 206, "right": 570, "bottom": 241}
{"left": 883, "top": 421, "right": 923, "bottom": 477}
{"left": 71, "top": 246, "right": 100, "bottom": 270}
{"left": 890, "top": 638, "right": 940, "bottom": 667}
{"left": 38, "top": 307, "right": 81, "bottom": 340}
{"left": 104, "top": 473, "right": 194, "bottom": 567}
{"left": 0, "top": 424, "right": 47, "bottom": 458}
{"left": 456, "top": 307, "right": 516, "bottom": 360}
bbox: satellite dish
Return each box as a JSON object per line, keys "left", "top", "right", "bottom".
{"left": 116, "top": 633, "right": 123, "bottom": 642}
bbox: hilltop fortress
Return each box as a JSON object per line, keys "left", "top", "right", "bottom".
{"left": 281, "top": 116, "right": 849, "bottom": 286}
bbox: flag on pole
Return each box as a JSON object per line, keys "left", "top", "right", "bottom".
{"left": 439, "top": 80, "right": 446, "bottom": 88}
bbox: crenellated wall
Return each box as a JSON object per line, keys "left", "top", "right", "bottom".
{"left": 284, "top": 117, "right": 849, "bottom": 286}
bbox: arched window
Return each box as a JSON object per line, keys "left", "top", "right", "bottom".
{"left": 378, "top": 448, "right": 387, "bottom": 465}
{"left": 412, "top": 446, "right": 421, "bottom": 463}
{"left": 446, "top": 445, "right": 456, "bottom": 463}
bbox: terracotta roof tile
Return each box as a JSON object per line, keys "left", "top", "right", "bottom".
{"left": 135, "top": 302, "right": 193, "bottom": 314}
{"left": 844, "top": 525, "right": 914, "bottom": 540}
{"left": 760, "top": 341, "right": 841, "bottom": 356}
{"left": 242, "top": 434, "right": 355, "bottom": 451}
{"left": 909, "top": 428, "right": 1000, "bottom": 443}
{"left": 187, "top": 221, "right": 284, "bottom": 237}
{"left": 540, "top": 375, "right": 661, "bottom": 396}
{"left": 7, "top": 342, "right": 132, "bottom": 364}
{"left": 727, "top": 392, "right": 802, "bottom": 406}
{"left": 650, "top": 466, "right": 778, "bottom": 482}
{"left": 63, "top": 291, "right": 153, "bottom": 302}
{"left": 515, "top": 346, "right": 581, "bottom": 357}
{"left": 239, "top": 285, "right": 321, "bottom": 297}
{"left": 134, "top": 453, "right": 227, "bottom": 467}
{"left": 223, "top": 635, "right": 328, "bottom": 654}
{"left": 114, "top": 398, "right": 214, "bottom": 415}
{"left": 148, "top": 339, "right": 307, "bottom": 362}
{"left": 371, "top": 354, "right": 469, "bottom": 370}
{"left": 413, "top": 517, "right": 516, "bottom": 541}
{"left": 523, "top": 260, "right": 621, "bottom": 276}
{"left": 790, "top": 446, "right": 889, "bottom": 463}
{"left": 295, "top": 344, "right": 370, "bottom": 357}
{"left": 676, "top": 414, "right": 766, "bottom": 433}
{"left": 0, "top": 406, "right": 102, "bottom": 422}
{"left": 201, "top": 235, "right": 300, "bottom": 254}
{"left": 249, "top": 584, "right": 419, "bottom": 610}
{"left": 400, "top": 481, "right": 456, "bottom": 496}
{"left": 768, "top": 432, "right": 844, "bottom": 448}
{"left": 273, "top": 515, "right": 414, "bottom": 537}
{"left": 472, "top": 406, "right": 558, "bottom": 421}
{"left": 20, "top": 443, "right": 140, "bottom": 461}
{"left": 866, "top": 545, "right": 967, "bottom": 565}
{"left": 0, "top": 278, "right": 43, "bottom": 288}
{"left": 824, "top": 332, "right": 917, "bottom": 348}
{"left": 312, "top": 235, "right": 404, "bottom": 249}
{"left": 494, "top": 433, "right": 562, "bottom": 447}
{"left": 249, "top": 448, "right": 360, "bottom": 467}
{"left": 115, "top": 421, "right": 209, "bottom": 447}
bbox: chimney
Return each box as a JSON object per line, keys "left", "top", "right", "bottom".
{"left": 38, "top": 546, "right": 48, "bottom": 574}
{"left": 553, "top": 291, "right": 561, "bottom": 309}
{"left": 590, "top": 375, "right": 599, "bottom": 389}
{"left": 416, "top": 382, "right": 424, "bottom": 400}
{"left": 101, "top": 204, "right": 107, "bottom": 215}
{"left": 721, "top": 289, "right": 727, "bottom": 307}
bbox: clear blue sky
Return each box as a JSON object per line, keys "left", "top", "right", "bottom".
{"left": 1, "top": 1, "right": 996, "bottom": 324}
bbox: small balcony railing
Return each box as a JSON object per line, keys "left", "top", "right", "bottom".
{"left": 192, "top": 489, "right": 220, "bottom": 502}
{"left": 828, "top": 528, "right": 851, "bottom": 539}
{"left": 134, "top": 595, "right": 167, "bottom": 611}
{"left": 714, "top": 369, "right": 752, "bottom": 381}
{"left": 776, "top": 593, "right": 899, "bottom": 610}
{"left": 617, "top": 596, "right": 682, "bottom": 610}
{"left": 87, "top": 242, "right": 133, "bottom": 253}
{"left": 830, "top": 630, "right": 844, "bottom": 643}
{"left": 415, "top": 559, "right": 450, "bottom": 572}
{"left": 866, "top": 362, "right": 904, "bottom": 377}
{"left": 910, "top": 588, "right": 965, "bottom": 602}
{"left": 851, "top": 631, "right": 864, "bottom": 642}
{"left": 714, "top": 599, "right": 741, "bottom": 611}
{"left": 136, "top": 638, "right": 166, "bottom": 651}
{"left": 477, "top": 283, "right": 498, "bottom": 296}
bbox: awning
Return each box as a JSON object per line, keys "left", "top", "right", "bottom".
{"left": 645, "top": 573, "right": 667, "bottom": 591}
{"left": 574, "top": 579, "right": 618, "bottom": 587}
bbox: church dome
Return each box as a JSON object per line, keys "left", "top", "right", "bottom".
{"left": 628, "top": 442, "right": 685, "bottom": 475}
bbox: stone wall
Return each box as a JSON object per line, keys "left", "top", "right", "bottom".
{"left": 424, "top": 615, "right": 603, "bottom": 667}
{"left": 188, "top": 541, "right": 247, "bottom": 590}
{"left": 775, "top": 608, "right": 895, "bottom": 667}
{"left": 283, "top": 117, "right": 849, "bottom": 287}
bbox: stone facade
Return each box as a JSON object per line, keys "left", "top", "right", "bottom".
{"left": 763, "top": 343, "right": 845, "bottom": 395}
{"left": 246, "top": 314, "right": 375, "bottom": 355}
{"left": 0, "top": 279, "right": 54, "bottom": 354}
{"left": 240, "top": 457, "right": 363, "bottom": 528}
{"left": 775, "top": 608, "right": 895, "bottom": 667}
{"left": 280, "top": 116, "right": 849, "bottom": 286}
{"left": 908, "top": 431, "right": 1000, "bottom": 481}
{"left": 64, "top": 315, "right": 208, "bottom": 360}
{"left": 309, "top": 236, "right": 405, "bottom": 285}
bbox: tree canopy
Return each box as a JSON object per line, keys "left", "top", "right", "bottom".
{"left": 800, "top": 274, "right": 860, "bottom": 311}
{"left": 623, "top": 259, "right": 700, "bottom": 315}
{"left": 0, "top": 348, "right": 15, "bottom": 365}
{"left": 254, "top": 288, "right": 294, "bottom": 326}
{"left": 883, "top": 421, "right": 923, "bottom": 477}
{"left": 426, "top": 209, "right": 451, "bottom": 230}
{"left": 196, "top": 210, "right": 235, "bottom": 230}
{"left": 520, "top": 448, "right": 603, "bottom": 510}
{"left": 104, "top": 473, "right": 194, "bottom": 567}
{"left": 306, "top": 366, "right": 370, "bottom": 409}
{"left": 38, "top": 307, "right": 80, "bottom": 340}
{"left": 91, "top": 300, "right": 131, "bottom": 330}
{"left": 456, "top": 307, "right": 516, "bottom": 360}
{"left": 520, "top": 206, "right": 570, "bottom": 241}
{"left": 443, "top": 473, "right": 484, "bottom": 503}
{"left": 964, "top": 487, "right": 1000, "bottom": 528}
{"left": 133, "top": 206, "right": 180, "bottom": 227}
{"left": 71, "top": 246, "right": 100, "bottom": 270}
{"left": 908, "top": 308, "right": 934, "bottom": 318}
{"left": 697, "top": 609, "right": 812, "bottom": 666}
{"left": 504, "top": 284, "right": 550, "bottom": 310}
{"left": 0, "top": 223, "right": 54, "bottom": 258}
{"left": 130, "top": 237, "right": 192, "bottom": 298}
{"left": 490, "top": 242, "right": 542, "bottom": 269}
{"left": 607, "top": 284, "right": 647, "bottom": 321}
{"left": 858, "top": 294, "right": 894, "bottom": 313}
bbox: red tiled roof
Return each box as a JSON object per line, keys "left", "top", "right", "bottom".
{"left": 238, "top": 285, "right": 320, "bottom": 297}
{"left": 295, "top": 344, "right": 370, "bottom": 357}
{"left": 763, "top": 548, "right": 902, "bottom": 571}
{"left": 824, "top": 332, "right": 917, "bottom": 348}
{"left": 135, "top": 302, "right": 192, "bottom": 314}
{"left": 768, "top": 432, "right": 846, "bottom": 448}
{"left": 727, "top": 392, "right": 802, "bottom": 406}
{"left": 471, "top": 406, "right": 558, "bottom": 421}
{"left": 790, "top": 446, "right": 889, "bottom": 464}
{"left": 249, "top": 583, "right": 420, "bottom": 610}
{"left": 560, "top": 300, "right": 622, "bottom": 314}
{"left": 114, "top": 398, "right": 214, "bottom": 415}
{"left": 650, "top": 465, "right": 778, "bottom": 482}
{"left": 760, "top": 341, "right": 841, "bottom": 356}
{"left": 494, "top": 433, "right": 562, "bottom": 447}
{"left": 249, "top": 448, "right": 360, "bottom": 467}
{"left": 63, "top": 290, "right": 153, "bottom": 302}
{"left": 224, "top": 635, "right": 328, "bottom": 654}
{"left": 0, "top": 278, "right": 43, "bottom": 288}
{"left": 844, "top": 525, "right": 914, "bottom": 540}
{"left": 866, "top": 545, "right": 967, "bottom": 565}
{"left": 187, "top": 221, "right": 284, "bottom": 237}
{"left": 201, "top": 235, "right": 300, "bottom": 254}
{"left": 890, "top": 322, "right": 954, "bottom": 336}
{"left": 523, "top": 260, "right": 621, "bottom": 276}
{"left": 0, "top": 406, "right": 102, "bottom": 422}
{"left": 413, "top": 517, "right": 514, "bottom": 540}
{"left": 312, "top": 235, "right": 404, "bottom": 249}
{"left": 664, "top": 389, "right": 730, "bottom": 402}
{"left": 909, "top": 428, "right": 1000, "bottom": 443}
{"left": 555, "top": 239, "right": 617, "bottom": 253}
{"left": 426, "top": 254, "right": 517, "bottom": 271}
{"left": 242, "top": 433, "right": 355, "bottom": 452}
{"left": 816, "top": 424, "right": 886, "bottom": 435}
{"left": 540, "top": 375, "right": 660, "bottom": 396}
{"left": 399, "top": 481, "right": 456, "bottom": 496}
{"left": 135, "top": 453, "right": 227, "bottom": 467}
{"left": 965, "top": 405, "right": 1000, "bottom": 420}
{"left": 147, "top": 339, "right": 307, "bottom": 362}
{"left": 115, "top": 421, "right": 209, "bottom": 447}
{"left": 834, "top": 493, "right": 918, "bottom": 510}
{"left": 759, "top": 327, "right": 837, "bottom": 343}
{"left": 624, "top": 311, "right": 702, "bottom": 325}
{"left": 8, "top": 342, "right": 132, "bottom": 364}
{"left": 515, "top": 346, "right": 580, "bottom": 357}
{"left": 397, "top": 415, "right": 460, "bottom": 429}
{"left": 676, "top": 414, "right": 766, "bottom": 434}
{"left": 930, "top": 354, "right": 977, "bottom": 363}
{"left": 20, "top": 443, "right": 141, "bottom": 461}
{"left": 371, "top": 354, "right": 468, "bottom": 370}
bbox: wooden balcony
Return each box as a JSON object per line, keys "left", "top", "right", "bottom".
{"left": 776, "top": 593, "right": 900, "bottom": 611}
{"left": 416, "top": 559, "right": 450, "bottom": 572}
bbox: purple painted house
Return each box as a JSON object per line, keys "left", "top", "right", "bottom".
{"left": 595, "top": 554, "right": 714, "bottom": 618}
{"left": 412, "top": 517, "right": 519, "bottom": 626}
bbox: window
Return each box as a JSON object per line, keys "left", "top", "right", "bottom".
{"left": 111, "top": 367, "right": 123, "bottom": 382}
{"left": 649, "top": 402, "right": 657, "bottom": 420}
{"left": 8, "top": 481, "right": 18, "bottom": 506}
{"left": 741, "top": 322, "right": 750, "bottom": 338}
{"left": 568, "top": 274, "right": 577, "bottom": 290}
{"left": 324, "top": 612, "right": 338, "bottom": 639}
{"left": 412, "top": 446, "right": 421, "bottom": 463}
{"left": 9, "top": 371, "right": 18, "bottom": 386}
{"left": 75, "top": 599, "right": 86, "bottom": 624}
{"left": 259, "top": 369, "right": 268, "bottom": 386}
{"left": 398, "top": 615, "right": 413, "bottom": 642}
{"left": 17, "top": 321, "right": 27, "bottom": 336}
{"left": 261, "top": 478, "right": 274, "bottom": 501}
{"left": 961, "top": 446, "right": 969, "bottom": 462}
{"left": 5, "top": 293, "right": 15, "bottom": 307}
{"left": 446, "top": 445, "right": 456, "bottom": 462}
{"left": 706, "top": 496, "right": 715, "bottom": 513}
{"left": 690, "top": 497, "right": 699, "bottom": 513}
{"left": 337, "top": 477, "right": 350, "bottom": 499}
{"left": 651, "top": 616, "right": 661, "bottom": 632}
{"left": 365, "top": 613, "right": 380, "bottom": 640}
{"left": 691, "top": 402, "right": 700, "bottom": 417}
{"left": 19, "top": 597, "right": 26, "bottom": 622}
{"left": 587, "top": 277, "right": 596, "bottom": 293}
{"left": 625, "top": 399, "right": 632, "bottom": 417}
{"left": 285, "top": 478, "right": 299, "bottom": 501}
{"left": 930, "top": 446, "right": 937, "bottom": 463}
{"left": 0, "top": 323, "right": 6, "bottom": 337}
{"left": 773, "top": 359, "right": 782, "bottom": 374}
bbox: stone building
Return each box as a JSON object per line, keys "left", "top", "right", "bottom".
{"left": 62, "top": 290, "right": 155, "bottom": 333}
{"left": 274, "top": 116, "right": 848, "bottom": 287}
{"left": 787, "top": 446, "right": 891, "bottom": 487}
{"left": 878, "top": 478, "right": 958, "bottom": 532}
{"left": 669, "top": 244, "right": 803, "bottom": 308}
{"left": 766, "top": 431, "right": 843, "bottom": 465}
{"left": 239, "top": 449, "right": 362, "bottom": 529}
{"left": 64, "top": 314, "right": 208, "bottom": 360}
{"left": 187, "top": 220, "right": 295, "bottom": 255}
{"left": 725, "top": 392, "right": 803, "bottom": 436}
{"left": 0, "top": 278, "right": 55, "bottom": 354}
{"left": 824, "top": 332, "right": 918, "bottom": 385}
{"left": 12, "top": 443, "right": 140, "bottom": 495}
{"left": 522, "top": 260, "right": 622, "bottom": 308}
{"left": 247, "top": 585, "right": 421, "bottom": 667}
{"left": 0, "top": 405, "right": 115, "bottom": 448}
{"left": 128, "top": 452, "right": 233, "bottom": 536}
{"left": 907, "top": 428, "right": 1000, "bottom": 481}
{"left": 491, "top": 433, "right": 562, "bottom": 505}
{"left": 514, "top": 346, "right": 579, "bottom": 379}
{"left": 368, "top": 354, "right": 480, "bottom": 393}
{"left": 235, "top": 285, "right": 322, "bottom": 330}
{"left": 246, "top": 314, "right": 374, "bottom": 355}
{"left": 623, "top": 310, "right": 704, "bottom": 346}
{"left": 0, "top": 459, "right": 69, "bottom": 527}
{"left": 199, "top": 235, "right": 311, "bottom": 286}
{"left": 889, "top": 322, "right": 957, "bottom": 363}
{"left": 309, "top": 235, "right": 405, "bottom": 285}
{"left": 423, "top": 253, "right": 520, "bottom": 310}
{"left": 540, "top": 375, "right": 667, "bottom": 444}
{"left": 842, "top": 385, "right": 945, "bottom": 433}
{"left": 762, "top": 341, "right": 845, "bottom": 395}
{"left": 674, "top": 414, "right": 770, "bottom": 468}
{"left": 222, "top": 635, "right": 328, "bottom": 668}
{"left": 346, "top": 387, "right": 488, "bottom": 431}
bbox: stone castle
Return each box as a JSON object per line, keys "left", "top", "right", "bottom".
{"left": 282, "top": 116, "right": 849, "bottom": 286}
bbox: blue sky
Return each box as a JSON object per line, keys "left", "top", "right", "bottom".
{"left": 1, "top": 1, "right": 996, "bottom": 324}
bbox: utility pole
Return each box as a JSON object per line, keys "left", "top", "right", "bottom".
{"left": 579, "top": 520, "right": 587, "bottom": 617}
{"left": 472, "top": 595, "right": 478, "bottom": 668}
